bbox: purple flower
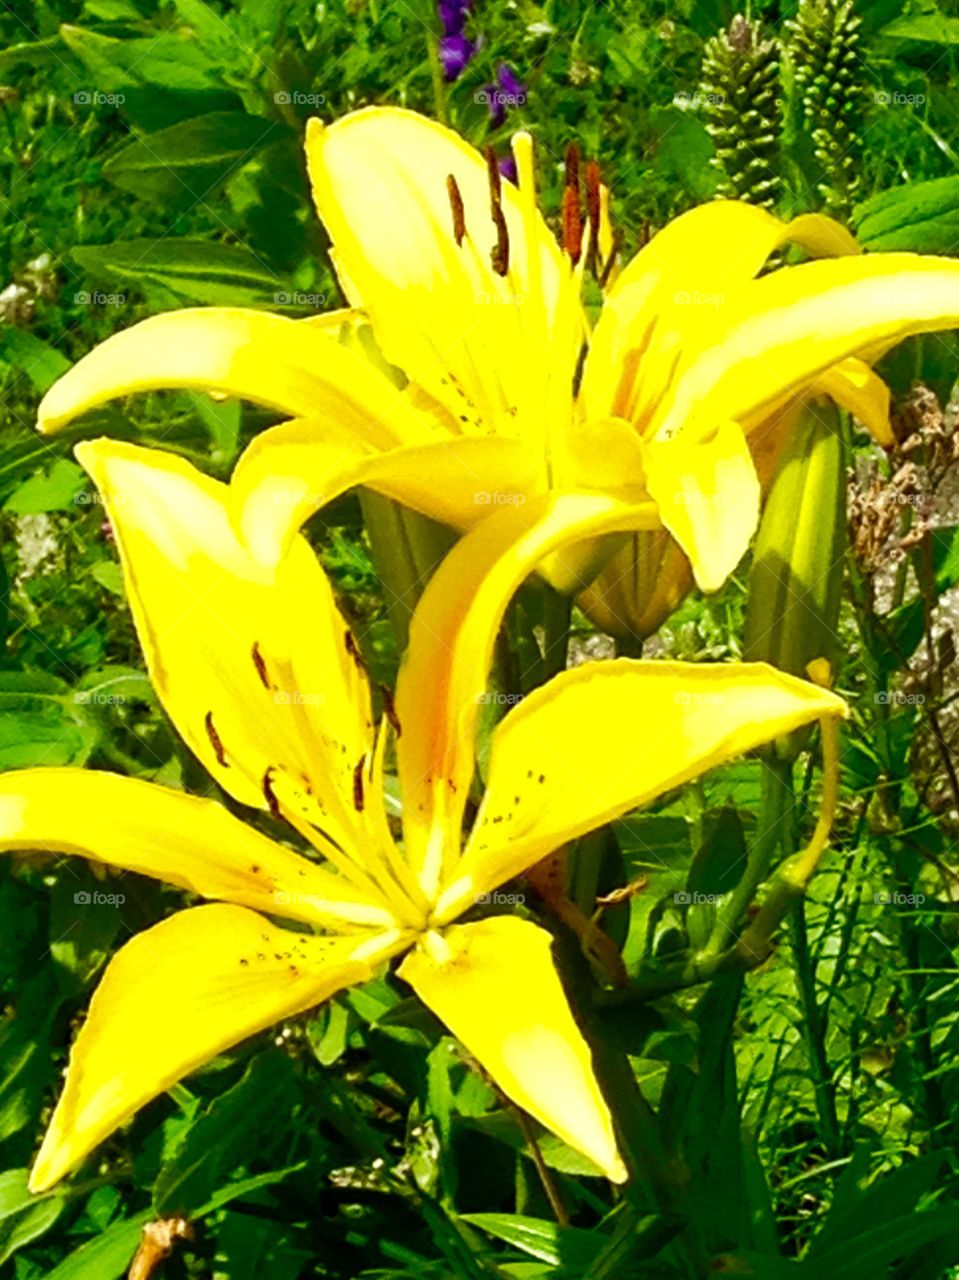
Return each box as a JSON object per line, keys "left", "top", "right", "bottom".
{"left": 440, "top": 33, "right": 476, "bottom": 81}
{"left": 482, "top": 63, "right": 527, "bottom": 126}
{"left": 498, "top": 153, "right": 517, "bottom": 184}
{"left": 438, "top": 0, "right": 467, "bottom": 36}
{"left": 497, "top": 63, "right": 525, "bottom": 102}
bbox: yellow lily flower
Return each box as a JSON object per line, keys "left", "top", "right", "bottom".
{"left": 4, "top": 439, "right": 845, "bottom": 1193}
{"left": 34, "top": 107, "right": 959, "bottom": 621}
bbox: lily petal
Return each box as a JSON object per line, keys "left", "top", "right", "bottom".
{"left": 38, "top": 307, "right": 433, "bottom": 449}
{"left": 581, "top": 201, "right": 859, "bottom": 426}
{"left": 232, "top": 421, "right": 545, "bottom": 566}
{"left": 77, "top": 439, "right": 378, "bottom": 865}
{"left": 30, "top": 905, "right": 401, "bottom": 1191}
{"left": 814, "top": 357, "right": 892, "bottom": 447}
{"left": 306, "top": 107, "right": 579, "bottom": 450}
{"left": 398, "top": 916, "right": 626, "bottom": 1183}
{"left": 652, "top": 254, "right": 959, "bottom": 441}
{"left": 437, "top": 660, "right": 846, "bottom": 918}
{"left": 0, "top": 768, "right": 394, "bottom": 929}
{"left": 395, "top": 493, "right": 659, "bottom": 895}
{"left": 640, "top": 420, "right": 760, "bottom": 593}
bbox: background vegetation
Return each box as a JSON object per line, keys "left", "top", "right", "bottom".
{"left": 3, "top": 0, "right": 959, "bottom": 1275}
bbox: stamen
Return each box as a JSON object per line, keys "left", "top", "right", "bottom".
{"left": 562, "top": 142, "right": 583, "bottom": 265}
{"left": 344, "top": 629, "right": 367, "bottom": 673}
{"left": 204, "top": 711, "right": 228, "bottom": 767}
{"left": 352, "top": 756, "right": 367, "bottom": 813}
{"left": 262, "top": 766, "right": 282, "bottom": 819}
{"left": 381, "top": 684, "right": 402, "bottom": 738}
{"left": 585, "top": 159, "right": 601, "bottom": 274}
{"left": 485, "top": 146, "right": 510, "bottom": 277}
{"left": 446, "top": 173, "right": 466, "bottom": 247}
{"left": 251, "top": 642, "right": 271, "bottom": 691}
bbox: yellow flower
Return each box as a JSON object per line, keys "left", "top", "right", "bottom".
{"left": 35, "top": 107, "right": 959, "bottom": 617}
{"left": 3, "top": 440, "right": 844, "bottom": 1192}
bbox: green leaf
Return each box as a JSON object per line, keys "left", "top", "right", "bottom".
{"left": 0, "top": 328, "right": 71, "bottom": 393}
{"left": 0, "top": 1170, "right": 64, "bottom": 1266}
{"left": 3, "top": 459, "right": 86, "bottom": 515}
{"left": 879, "top": 13, "right": 959, "bottom": 43}
{"left": 43, "top": 1211, "right": 153, "bottom": 1280}
{"left": 460, "top": 1214, "right": 599, "bottom": 1270}
{"left": 103, "top": 111, "right": 285, "bottom": 198}
{"left": 854, "top": 176, "right": 959, "bottom": 254}
{"left": 154, "top": 1052, "right": 296, "bottom": 1214}
{"left": 72, "top": 238, "right": 284, "bottom": 306}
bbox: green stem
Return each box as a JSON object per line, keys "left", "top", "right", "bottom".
{"left": 426, "top": 35, "right": 449, "bottom": 125}
{"left": 788, "top": 897, "right": 842, "bottom": 1157}
{"left": 703, "top": 758, "right": 790, "bottom": 958}
{"left": 540, "top": 587, "right": 572, "bottom": 680}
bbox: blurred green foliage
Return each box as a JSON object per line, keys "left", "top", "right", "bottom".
{"left": 3, "top": 0, "right": 959, "bottom": 1275}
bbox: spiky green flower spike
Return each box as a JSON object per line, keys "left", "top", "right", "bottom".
{"left": 785, "top": 0, "right": 865, "bottom": 215}
{"left": 700, "top": 15, "right": 782, "bottom": 210}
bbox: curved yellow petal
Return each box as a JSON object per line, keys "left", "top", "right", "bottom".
{"left": 640, "top": 420, "right": 761, "bottom": 593}
{"left": 581, "top": 201, "right": 859, "bottom": 426}
{"left": 395, "top": 493, "right": 660, "bottom": 895}
{"left": 30, "top": 905, "right": 403, "bottom": 1191}
{"left": 0, "top": 768, "right": 394, "bottom": 929}
{"left": 232, "top": 420, "right": 546, "bottom": 566}
{"left": 38, "top": 307, "right": 434, "bottom": 449}
{"left": 652, "top": 254, "right": 959, "bottom": 441}
{"left": 437, "top": 660, "right": 846, "bottom": 918}
{"left": 76, "top": 439, "right": 377, "bottom": 865}
{"left": 814, "top": 357, "right": 893, "bottom": 447}
{"left": 306, "top": 107, "right": 580, "bottom": 451}
{"left": 398, "top": 916, "right": 626, "bottom": 1183}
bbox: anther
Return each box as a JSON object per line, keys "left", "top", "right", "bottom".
{"left": 204, "top": 711, "right": 228, "bottom": 767}
{"left": 446, "top": 173, "right": 466, "bottom": 246}
{"left": 381, "top": 685, "right": 402, "bottom": 738}
{"left": 562, "top": 142, "right": 583, "bottom": 265}
{"left": 352, "top": 756, "right": 367, "bottom": 813}
{"left": 485, "top": 147, "right": 510, "bottom": 277}
{"left": 585, "top": 159, "right": 601, "bottom": 274}
{"left": 251, "top": 642, "right": 271, "bottom": 690}
{"left": 262, "top": 767, "right": 282, "bottom": 819}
